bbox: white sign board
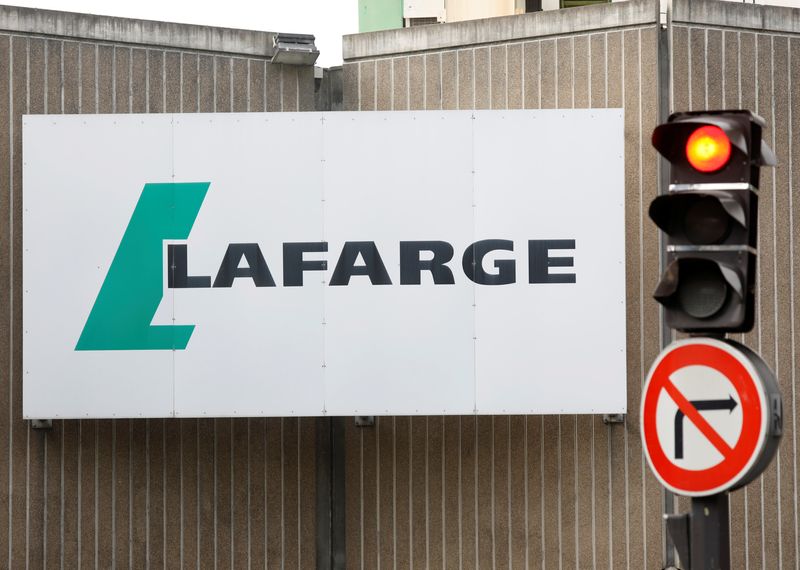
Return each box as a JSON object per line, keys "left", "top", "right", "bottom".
{"left": 23, "top": 110, "right": 626, "bottom": 418}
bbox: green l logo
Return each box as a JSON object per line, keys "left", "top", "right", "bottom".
{"left": 75, "top": 182, "right": 210, "bottom": 351}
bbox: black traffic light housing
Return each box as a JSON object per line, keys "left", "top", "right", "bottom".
{"left": 650, "top": 110, "right": 775, "bottom": 333}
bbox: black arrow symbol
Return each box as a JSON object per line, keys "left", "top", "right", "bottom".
{"left": 674, "top": 396, "right": 738, "bottom": 459}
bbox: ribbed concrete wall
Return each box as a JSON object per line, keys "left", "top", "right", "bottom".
{"left": 0, "top": 8, "right": 318, "bottom": 569}
{"left": 671, "top": 1, "right": 800, "bottom": 567}
{"left": 342, "top": 1, "right": 666, "bottom": 567}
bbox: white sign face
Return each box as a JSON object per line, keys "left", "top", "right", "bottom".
{"left": 23, "top": 110, "right": 626, "bottom": 419}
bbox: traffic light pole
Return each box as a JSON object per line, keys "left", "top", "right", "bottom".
{"left": 690, "top": 494, "right": 730, "bottom": 570}
{"left": 666, "top": 493, "right": 730, "bottom": 570}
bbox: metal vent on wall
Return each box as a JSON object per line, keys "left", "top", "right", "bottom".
{"left": 407, "top": 16, "right": 440, "bottom": 26}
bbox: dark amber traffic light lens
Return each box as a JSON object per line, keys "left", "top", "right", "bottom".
{"left": 686, "top": 125, "right": 731, "bottom": 173}
{"left": 677, "top": 260, "right": 728, "bottom": 319}
{"left": 683, "top": 196, "right": 731, "bottom": 244}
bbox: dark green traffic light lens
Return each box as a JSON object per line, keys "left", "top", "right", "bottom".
{"left": 683, "top": 196, "right": 730, "bottom": 244}
{"left": 677, "top": 260, "right": 728, "bottom": 319}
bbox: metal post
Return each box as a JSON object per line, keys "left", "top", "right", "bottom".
{"left": 315, "top": 416, "right": 347, "bottom": 569}
{"left": 690, "top": 493, "right": 730, "bottom": 570}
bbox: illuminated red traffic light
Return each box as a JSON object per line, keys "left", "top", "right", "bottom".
{"left": 686, "top": 125, "right": 731, "bottom": 173}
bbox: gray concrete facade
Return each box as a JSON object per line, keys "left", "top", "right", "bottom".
{"left": 0, "top": 6, "right": 319, "bottom": 569}
{"left": 341, "top": 0, "right": 800, "bottom": 567}
{"left": 4, "top": 0, "right": 800, "bottom": 568}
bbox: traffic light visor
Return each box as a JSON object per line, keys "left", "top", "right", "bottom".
{"left": 686, "top": 125, "right": 731, "bottom": 173}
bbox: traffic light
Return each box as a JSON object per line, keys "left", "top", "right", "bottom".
{"left": 649, "top": 110, "right": 776, "bottom": 333}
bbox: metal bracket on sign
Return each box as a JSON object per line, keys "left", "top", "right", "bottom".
{"left": 603, "top": 413, "right": 625, "bottom": 424}
{"left": 31, "top": 419, "right": 53, "bottom": 430}
{"left": 354, "top": 416, "right": 375, "bottom": 427}
{"left": 771, "top": 394, "right": 783, "bottom": 436}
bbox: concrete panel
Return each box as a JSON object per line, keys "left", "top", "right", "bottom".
{"left": 360, "top": 60, "right": 376, "bottom": 110}
{"left": 558, "top": 415, "right": 579, "bottom": 568}
{"left": 442, "top": 416, "right": 460, "bottom": 567}
{"left": 392, "top": 57, "right": 409, "bottom": 110}
{"left": 622, "top": 31, "right": 644, "bottom": 570}
{"left": 507, "top": 43, "right": 522, "bottom": 109}
{"left": 266, "top": 61, "right": 282, "bottom": 112}
{"left": 757, "top": 32, "right": 781, "bottom": 569}
{"left": 573, "top": 35, "right": 589, "bottom": 109}
{"left": 181, "top": 419, "right": 199, "bottom": 567}
{"left": 198, "top": 55, "right": 214, "bottom": 112}
{"left": 215, "top": 56, "right": 232, "bottom": 112}
{"left": 557, "top": 37, "right": 573, "bottom": 108}
{"left": 723, "top": 30, "right": 740, "bottom": 109}
{"left": 114, "top": 46, "right": 130, "bottom": 113}
{"left": 441, "top": 51, "right": 457, "bottom": 110}
{"left": 460, "top": 416, "right": 477, "bottom": 568}
{"left": 180, "top": 53, "right": 197, "bottom": 112}
{"left": 8, "top": 34, "right": 25, "bottom": 564}
{"left": 772, "top": 33, "right": 796, "bottom": 570}
{"left": 409, "top": 54, "right": 424, "bottom": 110}
{"left": 283, "top": 65, "right": 300, "bottom": 112}
{"left": 474, "top": 47, "right": 490, "bottom": 109}
{"left": 392, "top": 57, "right": 408, "bottom": 111}
{"left": 29, "top": 38, "right": 45, "bottom": 115}
{"left": 540, "top": 40, "right": 555, "bottom": 109}
{"left": 148, "top": 49, "right": 164, "bottom": 113}
{"left": 689, "top": 27, "right": 705, "bottom": 110}
{"left": 131, "top": 48, "right": 147, "bottom": 113}
{"left": 706, "top": 29, "right": 723, "bottom": 108}
{"left": 491, "top": 45, "right": 506, "bottom": 109}
{"left": 607, "top": 32, "right": 622, "bottom": 107}
{"left": 526, "top": 417, "right": 544, "bottom": 566}
{"left": 426, "top": 53, "right": 442, "bottom": 110}
{"left": 457, "top": 49, "right": 473, "bottom": 109}
{"left": 248, "top": 418, "right": 266, "bottom": 565}
{"left": 161, "top": 51, "right": 180, "bottom": 113}
{"left": 45, "top": 40, "right": 61, "bottom": 114}
{"left": 232, "top": 57, "right": 247, "bottom": 112}
{"left": 523, "top": 41, "right": 540, "bottom": 109}
{"left": 508, "top": 416, "right": 526, "bottom": 569}
{"left": 79, "top": 43, "right": 96, "bottom": 113}
{"left": 231, "top": 414, "right": 247, "bottom": 568}
{"left": 672, "top": 26, "right": 689, "bottom": 112}
{"left": 376, "top": 418, "right": 394, "bottom": 568}
{"left": 249, "top": 59, "right": 265, "bottom": 111}
{"left": 476, "top": 416, "right": 493, "bottom": 568}
{"left": 64, "top": 41, "right": 79, "bottom": 114}
{"left": 162, "top": 420, "right": 180, "bottom": 566}
{"left": 98, "top": 45, "right": 113, "bottom": 114}
{"left": 196, "top": 419, "right": 214, "bottom": 566}
{"left": 493, "top": 417, "right": 510, "bottom": 568}
{"left": 541, "top": 416, "right": 559, "bottom": 567}
{"left": 640, "top": 26, "right": 664, "bottom": 570}
{"left": 394, "top": 416, "right": 411, "bottom": 567}
{"left": 590, "top": 33, "right": 605, "bottom": 108}
{"left": 376, "top": 58, "right": 391, "bottom": 110}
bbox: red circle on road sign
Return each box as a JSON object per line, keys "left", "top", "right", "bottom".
{"left": 641, "top": 338, "right": 766, "bottom": 496}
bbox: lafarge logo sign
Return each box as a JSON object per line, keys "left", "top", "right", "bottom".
{"left": 76, "top": 182, "right": 210, "bottom": 351}
{"left": 24, "top": 110, "right": 626, "bottom": 419}
{"left": 77, "top": 182, "right": 578, "bottom": 351}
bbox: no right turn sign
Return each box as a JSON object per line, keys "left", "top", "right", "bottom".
{"left": 641, "top": 338, "right": 782, "bottom": 497}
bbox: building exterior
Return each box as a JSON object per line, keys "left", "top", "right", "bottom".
{"left": 343, "top": 0, "right": 800, "bottom": 567}
{"left": 358, "top": 0, "right": 800, "bottom": 32}
{"left": 1, "top": 0, "right": 800, "bottom": 568}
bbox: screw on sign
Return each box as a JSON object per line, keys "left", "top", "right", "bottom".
{"left": 641, "top": 337, "right": 781, "bottom": 497}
